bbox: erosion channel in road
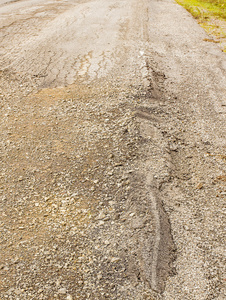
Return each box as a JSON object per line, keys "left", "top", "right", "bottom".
{"left": 0, "top": 0, "right": 225, "bottom": 299}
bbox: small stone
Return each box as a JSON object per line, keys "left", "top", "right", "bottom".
{"left": 111, "top": 257, "right": 120, "bottom": 263}
{"left": 104, "top": 240, "right": 110, "bottom": 245}
{"left": 97, "top": 211, "right": 105, "bottom": 220}
{"left": 67, "top": 295, "right": 73, "bottom": 300}
{"left": 58, "top": 288, "right": 67, "bottom": 294}
{"left": 14, "top": 289, "right": 22, "bottom": 295}
{"left": 169, "top": 144, "right": 178, "bottom": 151}
{"left": 196, "top": 183, "right": 203, "bottom": 189}
{"left": 13, "top": 256, "right": 19, "bottom": 264}
{"left": 56, "top": 279, "right": 61, "bottom": 287}
{"left": 98, "top": 220, "right": 104, "bottom": 226}
{"left": 7, "top": 288, "right": 14, "bottom": 295}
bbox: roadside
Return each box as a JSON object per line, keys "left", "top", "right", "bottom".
{"left": 175, "top": 0, "right": 226, "bottom": 51}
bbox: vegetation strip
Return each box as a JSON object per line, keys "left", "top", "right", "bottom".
{"left": 176, "top": 0, "right": 226, "bottom": 51}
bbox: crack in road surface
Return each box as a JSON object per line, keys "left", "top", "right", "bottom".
{"left": 0, "top": 0, "right": 225, "bottom": 299}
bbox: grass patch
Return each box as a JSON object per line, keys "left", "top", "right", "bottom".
{"left": 175, "top": 0, "right": 226, "bottom": 51}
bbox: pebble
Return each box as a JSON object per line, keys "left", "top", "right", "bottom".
{"left": 58, "top": 288, "right": 67, "bottom": 294}
{"left": 98, "top": 220, "right": 105, "bottom": 226}
{"left": 196, "top": 182, "right": 203, "bottom": 189}
{"left": 97, "top": 211, "right": 105, "bottom": 220}
{"left": 111, "top": 257, "right": 120, "bottom": 263}
{"left": 14, "top": 289, "right": 22, "bottom": 295}
{"left": 7, "top": 288, "right": 14, "bottom": 295}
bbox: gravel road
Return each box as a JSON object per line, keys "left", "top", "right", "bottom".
{"left": 0, "top": 0, "right": 225, "bottom": 299}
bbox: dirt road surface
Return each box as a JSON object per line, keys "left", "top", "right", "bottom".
{"left": 0, "top": 0, "right": 225, "bottom": 299}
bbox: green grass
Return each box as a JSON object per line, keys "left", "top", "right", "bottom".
{"left": 176, "top": 0, "right": 226, "bottom": 20}
{"left": 176, "top": 0, "right": 226, "bottom": 51}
